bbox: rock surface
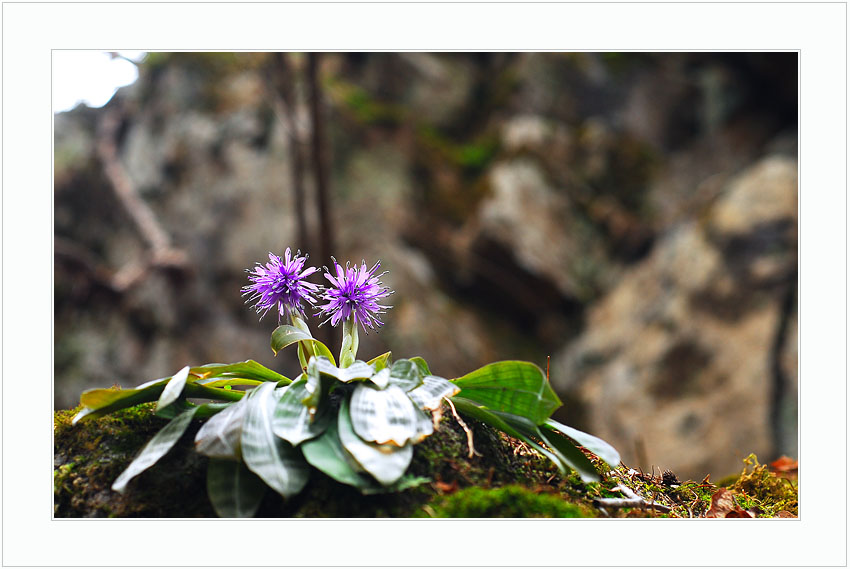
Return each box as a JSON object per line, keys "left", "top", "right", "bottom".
{"left": 553, "top": 156, "right": 797, "bottom": 478}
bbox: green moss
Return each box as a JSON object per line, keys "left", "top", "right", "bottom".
{"left": 729, "top": 454, "right": 798, "bottom": 517}
{"left": 54, "top": 404, "right": 214, "bottom": 517}
{"left": 432, "top": 485, "right": 591, "bottom": 518}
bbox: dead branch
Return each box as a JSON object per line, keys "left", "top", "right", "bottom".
{"left": 306, "top": 52, "right": 336, "bottom": 354}
{"left": 306, "top": 52, "right": 334, "bottom": 265}
{"left": 593, "top": 484, "right": 672, "bottom": 514}
{"left": 94, "top": 106, "right": 190, "bottom": 290}
{"left": 266, "top": 53, "right": 310, "bottom": 252}
{"left": 445, "top": 397, "right": 480, "bottom": 459}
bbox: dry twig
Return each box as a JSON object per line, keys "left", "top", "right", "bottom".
{"left": 445, "top": 398, "right": 479, "bottom": 459}
{"left": 593, "top": 484, "right": 672, "bottom": 514}
{"left": 94, "top": 107, "right": 190, "bottom": 291}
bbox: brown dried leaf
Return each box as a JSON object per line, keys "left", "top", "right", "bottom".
{"left": 775, "top": 510, "right": 796, "bottom": 518}
{"left": 769, "top": 456, "right": 798, "bottom": 479}
{"left": 705, "top": 488, "right": 753, "bottom": 518}
{"left": 434, "top": 479, "right": 459, "bottom": 494}
{"left": 770, "top": 456, "right": 798, "bottom": 472}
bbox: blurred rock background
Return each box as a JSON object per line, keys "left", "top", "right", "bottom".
{"left": 54, "top": 52, "right": 797, "bottom": 480}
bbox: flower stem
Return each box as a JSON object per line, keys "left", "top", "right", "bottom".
{"left": 339, "top": 317, "right": 359, "bottom": 368}
{"left": 290, "top": 310, "right": 314, "bottom": 370}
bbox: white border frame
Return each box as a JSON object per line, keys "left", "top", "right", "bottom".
{"left": 2, "top": 2, "right": 846, "bottom": 567}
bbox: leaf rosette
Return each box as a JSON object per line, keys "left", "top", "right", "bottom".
{"left": 69, "top": 249, "right": 621, "bottom": 517}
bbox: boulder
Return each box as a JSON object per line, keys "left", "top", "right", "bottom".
{"left": 553, "top": 156, "right": 797, "bottom": 480}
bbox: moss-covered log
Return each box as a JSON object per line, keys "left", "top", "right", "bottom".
{"left": 54, "top": 404, "right": 796, "bottom": 518}
{"left": 54, "top": 403, "right": 600, "bottom": 518}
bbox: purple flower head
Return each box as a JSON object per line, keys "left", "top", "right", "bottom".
{"left": 318, "top": 259, "right": 393, "bottom": 332}
{"left": 242, "top": 249, "right": 321, "bottom": 322}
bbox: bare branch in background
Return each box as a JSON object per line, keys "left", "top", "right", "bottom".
{"left": 95, "top": 106, "right": 190, "bottom": 291}
{"left": 307, "top": 52, "right": 334, "bottom": 266}
{"left": 266, "top": 53, "right": 310, "bottom": 253}
{"left": 307, "top": 52, "right": 336, "bottom": 353}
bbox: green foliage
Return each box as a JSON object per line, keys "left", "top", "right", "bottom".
{"left": 68, "top": 257, "right": 621, "bottom": 518}
{"left": 431, "top": 485, "right": 591, "bottom": 518}
{"left": 452, "top": 361, "right": 561, "bottom": 424}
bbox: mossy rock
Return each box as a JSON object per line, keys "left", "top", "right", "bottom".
{"left": 54, "top": 403, "right": 601, "bottom": 518}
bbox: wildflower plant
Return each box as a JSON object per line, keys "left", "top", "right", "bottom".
{"left": 71, "top": 249, "right": 621, "bottom": 517}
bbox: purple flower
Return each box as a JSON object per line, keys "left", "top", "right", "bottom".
{"left": 242, "top": 249, "right": 321, "bottom": 322}
{"left": 318, "top": 259, "right": 393, "bottom": 331}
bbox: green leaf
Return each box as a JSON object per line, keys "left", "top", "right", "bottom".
{"left": 308, "top": 339, "right": 336, "bottom": 365}
{"left": 206, "top": 458, "right": 267, "bottom": 518}
{"left": 73, "top": 362, "right": 265, "bottom": 424}
{"left": 190, "top": 360, "right": 289, "bottom": 383}
{"left": 74, "top": 378, "right": 171, "bottom": 423}
{"left": 156, "top": 398, "right": 232, "bottom": 421}
{"left": 270, "top": 325, "right": 313, "bottom": 355}
{"left": 156, "top": 366, "right": 190, "bottom": 412}
{"left": 270, "top": 325, "right": 336, "bottom": 366}
{"left": 451, "top": 396, "right": 600, "bottom": 483}
{"left": 452, "top": 361, "right": 561, "bottom": 425}
{"left": 537, "top": 427, "right": 600, "bottom": 483}
{"left": 241, "top": 382, "right": 310, "bottom": 498}
{"left": 183, "top": 382, "right": 245, "bottom": 402}
{"left": 408, "top": 375, "right": 460, "bottom": 410}
{"left": 543, "top": 419, "right": 620, "bottom": 468}
{"left": 366, "top": 351, "right": 392, "bottom": 371}
{"left": 195, "top": 398, "right": 250, "bottom": 459}
{"left": 388, "top": 359, "right": 423, "bottom": 391}
{"left": 338, "top": 398, "right": 413, "bottom": 486}
{"left": 349, "top": 384, "right": 420, "bottom": 446}
{"left": 271, "top": 378, "right": 331, "bottom": 446}
{"left": 409, "top": 356, "right": 431, "bottom": 377}
{"left": 450, "top": 397, "right": 565, "bottom": 474}
{"left": 197, "top": 378, "right": 263, "bottom": 388}
{"left": 111, "top": 407, "right": 199, "bottom": 493}
{"left": 193, "top": 402, "right": 232, "bottom": 420}
{"left": 155, "top": 398, "right": 195, "bottom": 419}
{"left": 301, "top": 418, "right": 378, "bottom": 491}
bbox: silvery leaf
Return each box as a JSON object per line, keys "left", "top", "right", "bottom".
{"left": 388, "top": 359, "right": 423, "bottom": 391}
{"left": 411, "top": 406, "right": 434, "bottom": 444}
{"left": 311, "top": 356, "right": 374, "bottom": 383}
{"left": 241, "top": 382, "right": 310, "bottom": 498}
{"left": 206, "top": 458, "right": 266, "bottom": 518}
{"left": 338, "top": 398, "right": 413, "bottom": 486}
{"left": 156, "top": 366, "right": 191, "bottom": 412}
{"left": 272, "top": 377, "right": 331, "bottom": 446}
{"left": 194, "top": 397, "right": 250, "bottom": 459}
{"left": 350, "top": 384, "right": 419, "bottom": 446}
{"left": 408, "top": 375, "right": 460, "bottom": 410}
{"left": 112, "top": 406, "right": 198, "bottom": 493}
{"left": 369, "top": 368, "right": 391, "bottom": 389}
